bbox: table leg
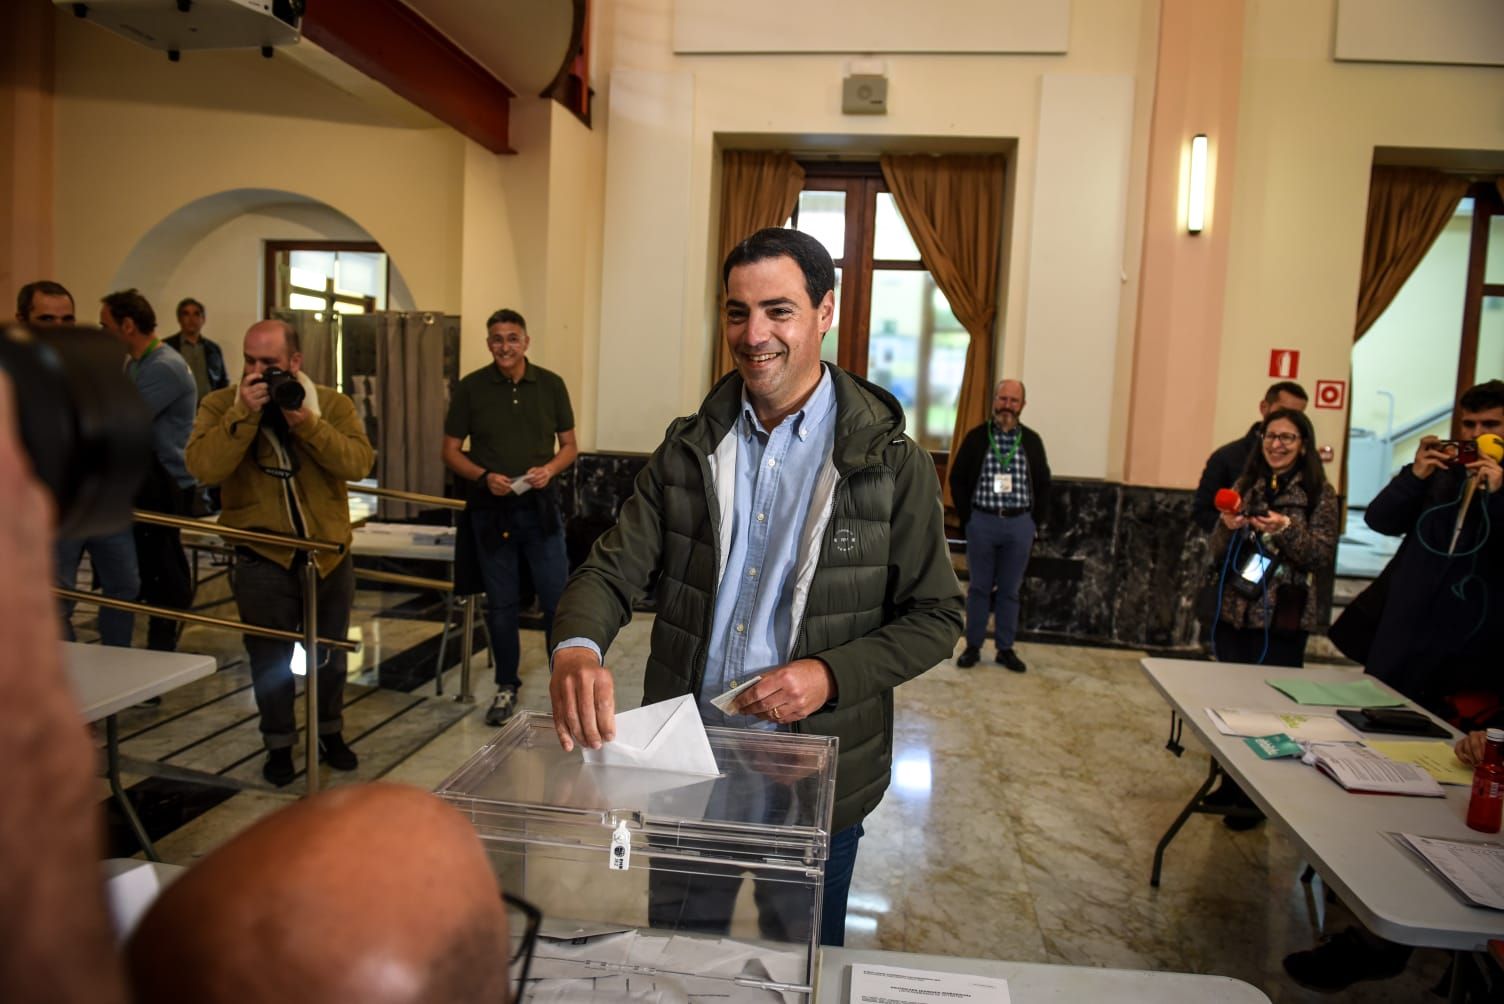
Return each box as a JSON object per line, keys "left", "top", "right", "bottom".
{"left": 1151, "top": 760, "right": 1222, "bottom": 887}
{"left": 106, "top": 715, "right": 160, "bottom": 862}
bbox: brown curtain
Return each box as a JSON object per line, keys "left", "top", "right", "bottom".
{"left": 712, "top": 151, "right": 805, "bottom": 378}
{"left": 1355, "top": 166, "right": 1468, "bottom": 339}
{"left": 880, "top": 153, "right": 1007, "bottom": 503}
{"left": 270, "top": 308, "right": 335, "bottom": 386}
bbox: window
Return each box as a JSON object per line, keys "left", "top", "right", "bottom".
{"left": 786, "top": 163, "right": 969, "bottom": 453}
{"left": 264, "top": 241, "right": 389, "bottom": 316}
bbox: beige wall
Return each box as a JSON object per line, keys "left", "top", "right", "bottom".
{"left": 592, "top": 0, "right": 1154, "bottom": 465}
{"left": 1216, "top": 0, "right": 1504, "bottom": 483}
{"left": 52, "top": 13, "right": 466, "bottom": 324}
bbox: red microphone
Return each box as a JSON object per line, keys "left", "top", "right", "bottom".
{"left": 1214, "top": 488, "right": 1243, "bottom": 514}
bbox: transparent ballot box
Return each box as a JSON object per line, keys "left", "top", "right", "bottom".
{"left": 434, "top": 711, "right": 837, "bottom": 1003}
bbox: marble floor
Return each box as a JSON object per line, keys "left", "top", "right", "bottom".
{"left": 96, "top": 599, "right": 1458, "bottom": 1003}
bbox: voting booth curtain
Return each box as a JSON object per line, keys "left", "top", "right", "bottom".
{"left": 880, "top": 153, "right": 1007, "bottom": 506}
{"left": 712, "top": 151, "right": 806, "bottom": 380}
{"left": 1354, "top": 165, "right": 1469, "bottom": 340}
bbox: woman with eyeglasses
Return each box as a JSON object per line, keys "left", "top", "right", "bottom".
{"left": 1201, "top": 408, "right": 1340, "bottom": 830}
{"left": 1208, "top": 407, "right": 1340, "bottom": 668}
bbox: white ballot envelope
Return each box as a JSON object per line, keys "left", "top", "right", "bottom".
{"left": 582, "top": 695, "right": 719, "bottom": 776}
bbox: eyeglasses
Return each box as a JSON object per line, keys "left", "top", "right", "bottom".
{"left": 487, "top": 334, "right": 527, "bottom": 346}
{"left": 503, "top": 891, "right": 542, "bottom": 998}
{"left": 1263, "top": 432, "right": 1300, "bottom": 446}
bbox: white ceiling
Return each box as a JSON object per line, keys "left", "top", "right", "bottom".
{"left": 401, "top": 0, "right": 577, "bottom": 96}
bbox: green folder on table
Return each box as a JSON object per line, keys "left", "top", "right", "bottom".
{"left": 1266, "top": 677, "right": 1406, "bottom": 707}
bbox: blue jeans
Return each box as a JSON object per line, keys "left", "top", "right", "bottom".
{"left": 963, "top": 511, "right": 1035, "bottom": 650}
{"left": 55, "top": 530, "right": 139, "bottom": 647}
{"left": 647, "top": 821, "right": 863, "bottom": 947}
{"left": 470, "top": 505, "right": 568, "bottom": 689}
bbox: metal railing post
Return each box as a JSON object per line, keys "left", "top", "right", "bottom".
{"left": 458, "top": 594, "right": 476, "bottom": 703}
{"left": 303, "top": 558, "right": 321, "bottom": 796}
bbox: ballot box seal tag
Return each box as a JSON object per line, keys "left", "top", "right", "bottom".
{"left": 609, "top": 820, "right": 632, "bottom": 871}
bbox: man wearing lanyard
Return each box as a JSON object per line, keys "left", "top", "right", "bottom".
{"left": 101, "top": 290, "right": 198, "bottom": 653}
{"left": 948, "top": 379, "right": 1051, "bottom": 672}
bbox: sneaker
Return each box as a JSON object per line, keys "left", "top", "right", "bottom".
{"left": 996, "top": 649, "right": 1027, "bottom": 673}
{"left": 485, "top": 687, "right": 519, "bottom": 727}
{"left": 263, "top": 748, "right": 295, "bottom": 787}
{"left": 318, "top": 733, "right": 359, "bottom": 772}
{"left": 1282, "top": 926, "right": 1411, "bottom": 993}
{"left": 955, "top": 647, "right": 981, "bottom": 668}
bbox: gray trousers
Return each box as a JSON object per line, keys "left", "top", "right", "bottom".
{"left": 963, "top": 511, "right": 1035, "bottom": 650}
{"left": 231, "top": 551, "right": 354, "bottom": 750}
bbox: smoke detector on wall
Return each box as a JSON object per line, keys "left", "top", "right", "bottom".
{"left": 59, "top": 1, "right": 303, "bottom": 61}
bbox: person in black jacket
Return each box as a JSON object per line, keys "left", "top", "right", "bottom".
{"left": 1191, "top": 380, "right": 1308, "bottom": 531}
{"left": 164, "top": 297, "right": 229, "bottom": 401}
{"left": 948, "top": 379, "right": 1051, "bottom": 672}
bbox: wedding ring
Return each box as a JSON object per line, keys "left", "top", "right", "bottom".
{"left": 772, "top": 706, "right": 782, "bottom": 721}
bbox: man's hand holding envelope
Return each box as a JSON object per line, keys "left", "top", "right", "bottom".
{"left": 581, "top": 695, "right": 718, "bottom": 776}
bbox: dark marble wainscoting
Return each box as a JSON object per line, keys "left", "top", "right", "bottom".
{"left": 1019, "top": 480, "right": 1214, "bottom": 650}
{"left": 560, "top": 456, "right": 1256, "bottom": 651}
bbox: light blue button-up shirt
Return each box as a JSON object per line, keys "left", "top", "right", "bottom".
{"left": 700, "top": 366, "right": 837, "bottom": 729}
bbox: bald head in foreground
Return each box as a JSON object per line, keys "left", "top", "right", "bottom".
{"left": 126, "top": 783, "right": 512, "bottom": 1003}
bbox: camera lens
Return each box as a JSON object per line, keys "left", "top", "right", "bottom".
{"left": 0, "top": 325, "right": 152, "bottom": 537}
{"left": 272, "top": 379, "right": 305, "bottom": 411}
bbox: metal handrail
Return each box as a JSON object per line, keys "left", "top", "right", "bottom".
{"left": 54, "top": 588, "right": 359, "bottom": 651}
{"left": 346, "top": 482, "right": 466, "bottom": 511}
{"left": 357, "top": 568, "right": 454, "bottom": 593}
{"left": 134, "top": 510, "right": 346, "bottom": 555}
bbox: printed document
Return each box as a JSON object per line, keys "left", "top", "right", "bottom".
{"left": 849, "top": 963, "right": 1009, "bottom": 1003}
{"left": 1396, "top": 834, "right": 1504, "bottom": 911}
{"left": 1207, "top": 707, "right": 1358, "bottom": 743}
{"left": 1302, "top": 743, "right": 1444, "bottom": 796}
{"left": 1363, "top": 741, "right": 1474, "bottom": 785}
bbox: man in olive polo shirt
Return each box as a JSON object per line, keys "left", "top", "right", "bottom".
{"left": 442, "top": 308, "right": 578, "bottom": 725}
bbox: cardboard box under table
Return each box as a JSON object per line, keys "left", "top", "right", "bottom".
{"left": 435, "top": 711, "right": 837, "bottom": 1002}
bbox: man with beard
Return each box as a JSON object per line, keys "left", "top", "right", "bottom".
{"left": 948, "top": 379, "right": 1052, "bottom": 672}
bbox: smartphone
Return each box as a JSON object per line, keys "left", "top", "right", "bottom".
{"left": 1436, "top": 440, "right": 1479, "bottom": 468}
{"left": 1238, "top": 551, "right": 1272, "bottom": 585}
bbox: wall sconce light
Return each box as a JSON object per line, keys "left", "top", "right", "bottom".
{"left": 1186, "top": 134, "right": 1208, "bottom": 234}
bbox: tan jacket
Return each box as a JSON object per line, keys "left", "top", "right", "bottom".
{"left": 186, "top": 381, "right": 373, "bottom": 577}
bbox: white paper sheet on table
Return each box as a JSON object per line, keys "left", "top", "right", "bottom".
{"left": 1396, "top": 833, "right": 1504, "bottom": 910}
{"left": 1207, "top": 707, "right": 1359, "bottom": 743}
{"left": 849, "top": 963, "right": 1010, "bottom": 1003}
{"left": 582, "top": 695, "right": 719, "bottom": 776}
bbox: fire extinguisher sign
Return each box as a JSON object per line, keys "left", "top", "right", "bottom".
{"left": 1269, "top": 349, "right": 1300, "bottom": 379}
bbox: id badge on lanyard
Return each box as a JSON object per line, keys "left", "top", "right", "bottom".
{"left": 993, "top": 473, "right": 1013, "bottom": 495}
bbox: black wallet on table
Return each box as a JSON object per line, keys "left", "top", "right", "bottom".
{"left": 1335, "top": 707, "right": 1451, "bottom": 739}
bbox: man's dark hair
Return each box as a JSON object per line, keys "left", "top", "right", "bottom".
{"left": 1459, "top": 379, "right": 1504, "bottom": 415}
{"left": 721, "top": 227, "right": 836, "bottom": 308}
{"left": 16, "top": 280, "right": 73, "bottom": 319}
{"left": 1264, "top": 381, "right": 1308, "bottom": 405}
{"left": 101, "top": 289, "right": 157, "bottom": 335}
{"left": 1239, "top": 407, "right": 1326, "bottom": 495}
{"left": 177, "top": 297, "right": 205, "bottom": 316}
{"left": 485, "top": 308, "right": 526, "bottom": 331}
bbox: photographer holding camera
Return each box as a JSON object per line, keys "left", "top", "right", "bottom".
{"left": 186, "top": 320, "right": 374, "bottom": 786}
{"left": 1356, "top": 379, "right": 1504, "bottom": 716}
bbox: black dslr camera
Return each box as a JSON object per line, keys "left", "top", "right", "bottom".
{"left": 260, "top": 366, "right": 305, "bottom": 410}
{"left": 0, "top": 325, "right": 152, "bottom": 537}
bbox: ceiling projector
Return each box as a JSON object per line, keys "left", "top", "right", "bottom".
{"left": 59, "top": 1, "right": 304, "bottom": 60}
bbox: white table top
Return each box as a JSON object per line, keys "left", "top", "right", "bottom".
{"left": 64, "top": 642, "right": 217, "bottom": 722}
{"left": 350, "top": 522, "right": 456, "bottom": 562}
{"left": 817, "top": 947, "right": 1270, "bottom": 1003}
{"left": 1141, "top": 657, "right": 1504, "bottom": 952}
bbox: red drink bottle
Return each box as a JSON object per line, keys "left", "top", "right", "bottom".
{"left": 1466, "top": 729, "right": 1504, "bottom": 834}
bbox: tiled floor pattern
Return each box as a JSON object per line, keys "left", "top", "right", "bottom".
{"left": 99, "top": 609, "right": 1452, "bottom": 1002}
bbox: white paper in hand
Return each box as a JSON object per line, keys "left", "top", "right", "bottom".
{"left": 709, "top": 675, "right": 761, "bottom": 715}
{"left": 581, "top": 695, "right": 719, "bottom": 776}
{"left": 509, "top": 475, "right": 533, "bottom": 496}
